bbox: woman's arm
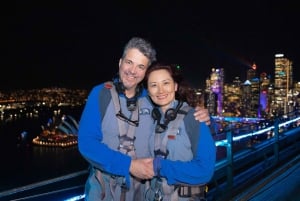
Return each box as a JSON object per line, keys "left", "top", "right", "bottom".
{"left": 154, "top": 114, "right": 216, "bottom": 185}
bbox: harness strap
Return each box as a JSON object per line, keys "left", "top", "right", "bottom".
{"left": 94, "top": 168, "right": 106, "bottom": 200}
{"left": 107, "top": 81, "right": 141, "bottom": 200}
{"left": 153, "top": 104, "right": 208, "bottom": 200}
{"left": 177, "top": 185, "right": 208, "bottom": 199}
{"left": 154, "top": 105, "right": 191, "bottom": 157}
{"left": 94, "top": 169, "right": 128, "bottom": 201}
{"left": 108, "top": 81, "right": 138, "bottom": 159}
{"left": 151, "top": 105, "right": 191, "bottom": 200}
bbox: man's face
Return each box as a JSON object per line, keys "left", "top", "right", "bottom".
{"left": 119, "top": 48, "right": 150, "bottom": 93}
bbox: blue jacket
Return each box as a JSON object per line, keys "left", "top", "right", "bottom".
{"left": 78, "top": 83, "right": 216, "bottom": 187}
{"left": 151, "top": 101, "right": 216, "bottom": 185}
{"left": 78, "top": 83, "right": 154, "bottom": 187}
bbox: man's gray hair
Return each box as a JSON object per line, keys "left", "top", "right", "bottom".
{"left": 122, "top": 37, "right": 157, "bottom": 65}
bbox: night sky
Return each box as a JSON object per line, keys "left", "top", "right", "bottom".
{"left": 3, "top": 0, "right": 299, "bottom": 90}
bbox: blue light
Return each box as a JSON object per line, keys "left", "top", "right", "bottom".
{"left": 64, "top": 194, "right": 85, "bottom": 201}
{"left": 215, "top": 116, "right": 300, "bottom": 147}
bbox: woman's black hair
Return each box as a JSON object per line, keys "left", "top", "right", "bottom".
{"left": 145, "top": 63, "right": 202, "bottom": 107}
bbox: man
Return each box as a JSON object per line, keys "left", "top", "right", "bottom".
{"left": 78, "top": 37, "right": 211, "bottom": 200}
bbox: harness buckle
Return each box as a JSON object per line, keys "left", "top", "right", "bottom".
{"left": 118, "top": 135, "right": 136, "bottom": 154}
{"left": 177, "top": 185, "right": 207, "bottom": 198}
{"left": 153, "top": 189, "right": 163, "bottom": 201}
{"left": 154, "top": 149, "right": 169, "bottom": 158}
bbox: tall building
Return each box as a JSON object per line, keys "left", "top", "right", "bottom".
{"left": 259, "top": 72, "right": 271, "bottom": 116}
{"left": 223, "top": 77, "right": 242, "bottom": 117}
{"left": 272, "top": 54, "right": 293, "bottom": 115}
{"left": 205, "top": 68, "right": 224, "bottom": 116}
{"left": 244, "top": 63, "right": 261, "bottom": 117}
{"left": 247, "top": 63, "right": 257, "bottom": 80}
{"left": 241, "top": 80, "right": 252, "bottom": 117}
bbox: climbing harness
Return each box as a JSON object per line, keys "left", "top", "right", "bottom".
{"left": 94, "top": 81, "right": 142, "bottom": 201}
{"left": 147, "top": 102, "right": 208, "bottom": 201}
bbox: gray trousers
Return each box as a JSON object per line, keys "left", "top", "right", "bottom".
{"left": 84, "top": 168, "right": 145, "bottom": 201}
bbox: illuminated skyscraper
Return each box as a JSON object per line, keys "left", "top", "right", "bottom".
{"left": 242, "top": 63, "right": 261, "bottom": 117}
{"left": 273, "top": 54, "right": 293, "bottom": 115}
{"left": 206, "top": 68, "right": 224, "bottom": 116}
{"left": 259, "top": 72, "right": 271, "bottom": 116}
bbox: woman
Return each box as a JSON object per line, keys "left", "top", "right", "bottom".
{"left": 144, "top": 63, "right": 216, "bottom": 201}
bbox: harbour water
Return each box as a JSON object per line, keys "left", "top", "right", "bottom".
{"left": 1, "top": 103, "right": 280, "bottom": 200}
{"left": 0, "top": 105, "right": 263, "bottom": 192}
{"left": 0, "top": 106, "right": 88, "bottom": 192}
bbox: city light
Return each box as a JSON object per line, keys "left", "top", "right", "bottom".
{"left": 64, "top": 194, "right": 85, "bottom": 201}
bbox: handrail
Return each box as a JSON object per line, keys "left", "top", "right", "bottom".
{"left": 208, "top": 109, "right": 300, "bottom": 200}
{"left": 0, "top": 170, "right": 88, "bottom": 199}
{"left": 1, "top": 109, "right": 300, "bottom": 201}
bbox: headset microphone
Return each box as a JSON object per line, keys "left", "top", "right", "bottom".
{"left": 152, "top": 101, "right": 183, "bottom": 133}
{"left": 113, "top": 76, "right": 142, "bottom": 111}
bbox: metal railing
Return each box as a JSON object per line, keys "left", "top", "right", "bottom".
{"left": 208, "top": 109, "right": 300, "bottom": 200}
{"left": 1, "top": 110, "right": 300, "bottom": 201}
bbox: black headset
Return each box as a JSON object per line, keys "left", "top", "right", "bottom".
{"left": 113, "top": 77, "right": 143, "bottom": 111}
{"left": 151, "top": 101, "right": 183, "bottom": 133}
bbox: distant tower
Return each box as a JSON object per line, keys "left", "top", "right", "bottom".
{"left": 273, "top": 54, "right": 293, "bottom": 115}
{"left": 259, "top": 72, "right": 271, "bottom": 115}
{"left": 241, "top": 80, "right": 252, "bottom": 117}
{"left": 247, "top": 63, "right": 257, "bottom": 80}
{"left": 208, "top": 68, "right": 224, "bottom": 116}
{"left": 245, "top": 63, "right": 260, "bottom": 117}
{"left": 205, "top": 78, "right": 217, "bottom": 115}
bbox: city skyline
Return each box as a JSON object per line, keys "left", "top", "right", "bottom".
{"left": 4, "top": 1, "right": 299, "bottom": 90}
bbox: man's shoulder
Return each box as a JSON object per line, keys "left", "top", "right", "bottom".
{"left": 181, "top": 103, "right": 194, "bottom": 115}
{"left": 85, "top": 83, "right": 111, "bottom": 100}
{"left": 139, "top": 92, "right": 152, "bottom": 105}
{"left": 90, "top": 82, "right": 112, "bottom": 92}
{"left": 183, "top": 107, "right": 198, "bottom": 124}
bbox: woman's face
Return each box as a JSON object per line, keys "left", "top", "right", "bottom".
{"left": 147, "top": 69, "right": 178, "bottom": 112}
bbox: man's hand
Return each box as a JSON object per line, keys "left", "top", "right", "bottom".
{"left": 129, "top": 158, "right": 154, "bottom": 180}
{"left": 194, "top": 106, "right": 211, "bottom": 125}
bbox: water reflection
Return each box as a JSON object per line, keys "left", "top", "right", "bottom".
{"left": 0, "top": 105, "right": 88, "bottom": 192}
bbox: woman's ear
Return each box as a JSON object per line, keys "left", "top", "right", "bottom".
{"left": 118, "top": 59, "right": 122, "bottom": 68}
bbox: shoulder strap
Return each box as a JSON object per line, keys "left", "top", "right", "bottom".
{"left": 154, "top": 105, "right": 192, "bottom": 157}
{"left": 99, "top": 83, "right": 113, "bottom": 120}
{"left": 101, "top": 81, "right": 139, "bottom": 158}
{"left": 182, "top": 109, "right": 200, "bottom": 155}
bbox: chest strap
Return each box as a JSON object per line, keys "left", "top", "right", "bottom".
{"left": 154, "top": 105, "right": 191, "bottom": 158}
{"left": 107, "top": 81, "right": 139, "bottom": 159}
{"left": 152, "top": 105, "right": 208, "bottom": 200}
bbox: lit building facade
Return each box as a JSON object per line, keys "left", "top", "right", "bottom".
{"left": 239, "top": 63, "right": 261, "bottom": 117}
{"left": 259, "top": 72, "right": 271, "bottom": 117}
{"left": 205, "top": 68, "right": 224, "bottom": 116}
{"left": 202, "top": 54, "right": 298, "bottom": 118}
{"left": 272, "top": 54, "right": 293, "bottom": 115}
{"left": 223, "top": 77, "right": 242, "bottom": 117}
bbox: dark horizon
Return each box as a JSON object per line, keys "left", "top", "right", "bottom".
{"left": 3, "top": 1, "right": 299, "bottom": 90}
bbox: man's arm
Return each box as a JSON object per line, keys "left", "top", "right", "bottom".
{"left": 194, "top": 106, "right": 217, "bottom": 135}
{"left": 194, "top": 107, "right": 210, "bottom": 125}
{"left": 130, "top": 158, "right": 154, "bottom": 180}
